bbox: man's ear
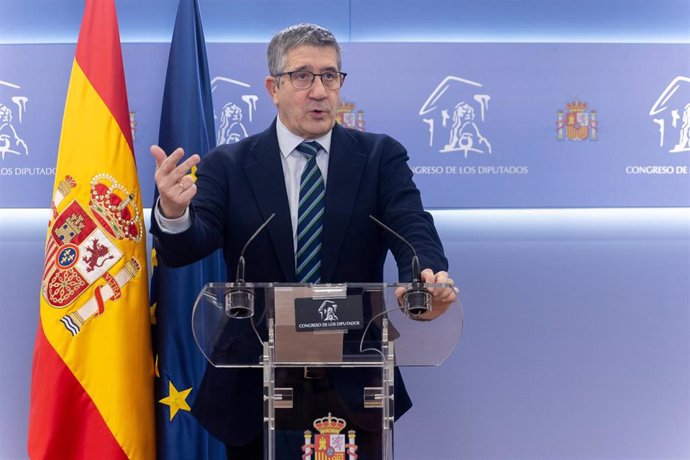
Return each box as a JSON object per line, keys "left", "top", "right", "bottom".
{"left": 265, "top": 76, "right": 279, "bottom": 105}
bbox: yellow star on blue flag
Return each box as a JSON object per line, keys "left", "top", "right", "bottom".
{"left": 159, "top": 381, "right": 192, "bottom": 421}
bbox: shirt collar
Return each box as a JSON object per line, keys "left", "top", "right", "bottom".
{"left": 276, "top": 116, "right": 332, "bottom": 158}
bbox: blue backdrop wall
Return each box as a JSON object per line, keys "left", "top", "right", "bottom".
{"left": 1, "top": 1, "right": 689, "bottom": 459}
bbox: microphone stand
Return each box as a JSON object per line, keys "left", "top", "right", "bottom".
{"left": 369, "top": 215, "right": 431, "bottom": 318}
{"left": 225, "top": 213, "right": 275, "bottom": 318}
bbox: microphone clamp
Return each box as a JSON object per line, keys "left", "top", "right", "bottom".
{"left": 402, "top": 279, "right": 431, "bottom": 318}
{"left": 225, "top": 283, "right": 254, "bottom": 319}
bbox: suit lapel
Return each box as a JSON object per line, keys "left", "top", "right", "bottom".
{"left": 244, "top": 121, "right": 295, "bottom": 281}
{"left": 321, "top": 124, "right": 366, "bottom": 282}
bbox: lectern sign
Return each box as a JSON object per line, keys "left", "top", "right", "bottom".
{"left": 294, "top": 296, "right": 364, "bottom": 332}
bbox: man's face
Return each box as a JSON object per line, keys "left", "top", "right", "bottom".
{"left": 265, "top": 45, "right": 340, "bottom": 139}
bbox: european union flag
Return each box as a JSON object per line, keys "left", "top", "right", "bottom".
{"left": 150, "top": 0, "right": 226, "bottom": 458}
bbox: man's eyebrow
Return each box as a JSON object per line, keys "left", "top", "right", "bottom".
{"left": 287, "top": 65, "right": 339, "bottom": 72}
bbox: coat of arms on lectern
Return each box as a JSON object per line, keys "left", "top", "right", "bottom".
{"left": 301, "top": 413, "right": 358, "bottom": 460}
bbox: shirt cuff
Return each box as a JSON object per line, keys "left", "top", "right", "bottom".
{"left": 154, "top": 197, "right": 191, "bottom": 234}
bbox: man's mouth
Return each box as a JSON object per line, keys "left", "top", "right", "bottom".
{"left": 308, "top": 108, "right": 329, "bottom": 117}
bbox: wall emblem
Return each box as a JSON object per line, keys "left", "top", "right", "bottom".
{"left": 557, "top": 99, "right": 598, "bottom": 141}
{"left": 129, "top": 111, "right": 138, "bottom": 143}
{"left": 419, "top": 76, "right": 492, "bottom": 157}
{"left": 336, "top": 101, "right": 365, "bottom": 131}
{"left": 649, "top": 76, "right": 690, "bottom": 153}
{"left": 211, "top": 76, "right": 259, "bottom": 145}
{"left": 0, "top": 79, "right": 29, "bottom": 159}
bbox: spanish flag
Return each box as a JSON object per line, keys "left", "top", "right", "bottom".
{"left": 28, "top": 1, "right": 155, "bottom": 458}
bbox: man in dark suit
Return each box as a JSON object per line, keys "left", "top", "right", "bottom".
{"left": 150, "top": 23, "right": 457, "bottom": 459}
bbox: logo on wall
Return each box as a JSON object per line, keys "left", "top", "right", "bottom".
{"left": 0, "top": 79, "right": 29, "bottom": 160}
{"left": 301, "top": 413, "right": 358, "bottom": 460}
{"left": 336, "top": 101, "right": 365, "bottom": 131}
{"left": 211, "top": 76, "right": 259, "bottom": 145}
{"left": 649, "top": 76, "right": 690, "bottom": 153}
{"left": 557, "top": 99, "right": 598, "bottom": 142}
{"left": 419, "top": 76, "right": 492, "bottom": 158}
{"left": 42, "top": 174, "right": 143, "bottom": 336}
{"left": 129, "top": 111, "right": 138, "bottom": 143}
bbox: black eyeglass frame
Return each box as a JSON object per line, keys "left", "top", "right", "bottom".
{"left": 273, "top": 70, "right": 347, "bottom": 90}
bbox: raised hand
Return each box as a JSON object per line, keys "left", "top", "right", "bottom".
{"left": 151, "top": 145, "right": 200, "bottom": 219}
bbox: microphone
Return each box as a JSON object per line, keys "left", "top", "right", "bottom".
{"left": 225, "top": 213, "right": 275, "bottom": 319}
{"left": 369, "top": 215, "right": 431, "bottom": 318}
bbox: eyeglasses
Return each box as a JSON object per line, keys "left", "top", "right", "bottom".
{"left": 273, "top": 70, "right": 347, "bottom": 90}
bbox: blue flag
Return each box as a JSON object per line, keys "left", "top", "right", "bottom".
{"left": 150, "top": 0, "right": 226, "bottom": 458}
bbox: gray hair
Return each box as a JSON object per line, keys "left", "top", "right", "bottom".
{"left": 267, "top": 23, "right": 341, "bottom": 77}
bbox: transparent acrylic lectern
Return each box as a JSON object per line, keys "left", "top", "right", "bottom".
{"left": 192, "top": 282, "right": 462, "bottom": 460}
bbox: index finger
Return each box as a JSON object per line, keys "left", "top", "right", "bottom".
{"left": 173, "top": 153, "right": 201, "bottom": 181}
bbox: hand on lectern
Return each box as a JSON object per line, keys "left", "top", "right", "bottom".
{"left": 151, "top": 144, "right": 201, "bottom": 219}
{"left": 395, "top": 268, "right": 458, "bottom": 321}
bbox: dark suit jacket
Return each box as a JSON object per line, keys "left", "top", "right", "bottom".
{"left": 150, "top": 120, "right": 449, "bottom": 445}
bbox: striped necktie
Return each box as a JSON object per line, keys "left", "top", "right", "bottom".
{"left": 295, "top": 141, "right": 325, "bottom": 283}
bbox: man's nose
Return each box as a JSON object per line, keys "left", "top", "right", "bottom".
{"left": 309, "top": 76, "right": 328, "bottom": 98}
